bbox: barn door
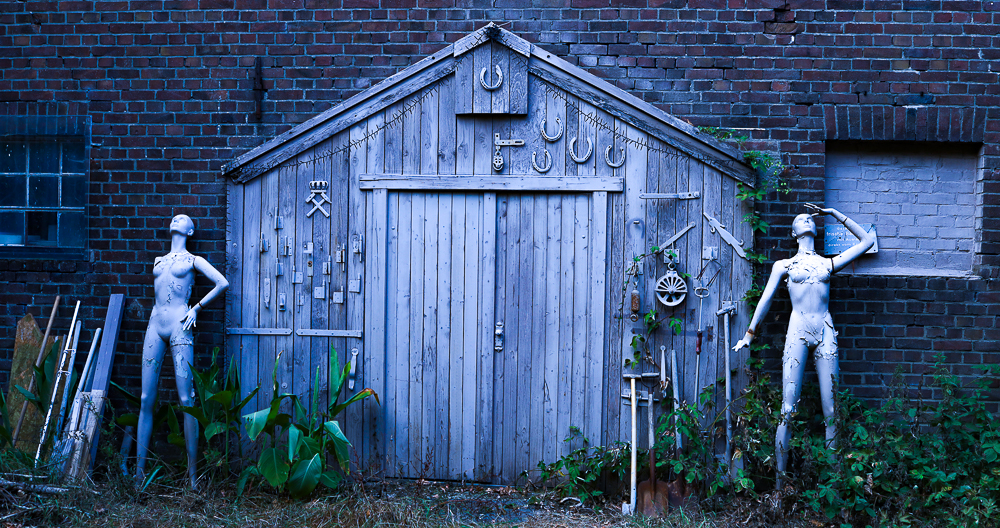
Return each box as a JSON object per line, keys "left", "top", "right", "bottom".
{"left": 489, "top": 192, "right": 608, "bottom": 483}
{"left": 365, "top": 186, "right": 608, "bottom": 483}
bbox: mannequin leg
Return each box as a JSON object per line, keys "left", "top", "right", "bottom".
{"left": 815, "top": 334, "right": 840, "bottom": 451}
{"left": 776, "top": 340, "right": 808, "bottom": 487}
{"left": 171, "top": 344, "right": 199, "bottom": 490}
{"left": 136, "top": 327, "right": 167, "bottom": 485}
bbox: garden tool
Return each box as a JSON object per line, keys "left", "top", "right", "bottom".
{"left": 623, "top": 373, "right": 641, "bottom": 515}
{"left": 637, "top": 392, "right": 669, "bottom": 517}
{"left": 693, "top": 285, "right": 709, "bottom": 407}
{"left": 36, "top": 302, "right": 80, "bottom": 467}
{"left": 716, "top": 302, "right": 737, "bottom": 477}
{"left": 670, "top": 349, "right": 681, "bottom": 452}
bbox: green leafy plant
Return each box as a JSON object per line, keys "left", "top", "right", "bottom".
{"left": 177, "top": 347, "right": 258, "bottom": 475}
{"left": 110, "top": 381, "right": 186, "bottom": 449}
{"left": 524, "top": 428, "right": 630, "bottom": 503}
{"left": 240, "top": 347, "right": 378, "bottom": 499}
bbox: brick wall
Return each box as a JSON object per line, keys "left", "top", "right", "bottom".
{"left": 1, "top": 0, "right": 999, "bottom": 407}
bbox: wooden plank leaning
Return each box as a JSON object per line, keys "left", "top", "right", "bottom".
{"left": 11, "top": 295, "right": 60, "bottom": 447}
{"left": 85, "top": 293, "right": 126, "bottom": 474}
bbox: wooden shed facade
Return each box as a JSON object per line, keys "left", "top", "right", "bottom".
{"left": 221, "top": 24, "right": 756, "bottom": 484}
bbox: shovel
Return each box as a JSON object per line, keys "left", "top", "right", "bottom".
{"left": 636, "top": 392, "right": 669, "bottom": 517}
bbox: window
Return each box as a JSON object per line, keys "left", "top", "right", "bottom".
{"left": 0, "top": 116, "right": 90, "bottom": 259}
{"left": 824, "top": 141, "right": 981, "bottom": 277}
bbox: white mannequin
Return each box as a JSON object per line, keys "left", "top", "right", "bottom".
{"left": 135, "top": 214, "right": 228, "bottom": 489}
{"left": 733, "top": 203, "right": 875, "bottom": 486}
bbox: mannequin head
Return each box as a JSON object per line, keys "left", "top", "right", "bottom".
{"left": 169, "top": 214, "right": 195, "bottom": 237}
{"left": 791, "top": 213, "right": 817, "bottom": 240}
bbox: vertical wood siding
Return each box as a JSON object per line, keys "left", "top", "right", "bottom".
{"left": 227, "top": 69, "right": 753, "bottom": 483}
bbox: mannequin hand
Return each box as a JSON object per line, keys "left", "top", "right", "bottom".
{"left": 804, "top": 203, "right": 837, "bottom": 217}
{"left": 181, "top": 308, "right": 198, "bottom": 331}
{"left": 733, "top": 334, "right": 752, "bottom": 352}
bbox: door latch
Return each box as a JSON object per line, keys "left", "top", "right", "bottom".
{"left": 493, "top": 133, "right": 525, "bottom": 172}
{"left": 494, "top": 322, "right": 504, "bottom": 353}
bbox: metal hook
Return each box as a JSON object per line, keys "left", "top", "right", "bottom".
{"left": 605, "top": 145, "right": 626, "bottom": 168}
{"left": 480, "top": 65, "right": 503, "bottom": 91}
{"left": 532, "top": 149, "right": 552, "bottom": 173}
{"left": 539, "top": 117, "right": 563, "bottom": 142}
{"left": 569, "top": 137, "right": 593, "bottom": 163}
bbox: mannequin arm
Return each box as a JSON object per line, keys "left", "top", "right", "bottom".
{"left": 733, "top": 260, "right": 787, "bottom": 351}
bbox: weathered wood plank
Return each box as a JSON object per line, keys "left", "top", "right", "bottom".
{"left": 225, "top": 54, "right": 456, "bottom": 182}
{"left": 454, "top": 51, "right": 473, "bottom": 115}
{"left": 367, "top": 187, "right": 389, "bottom": 475}
{"left": 490, "top": 41, "right": 510, "bottom": 115}
{"left": 419, "top": 193, "right": 438, "bottom": 478}
{"left": 241, "top": 174, "right": 262, "bottom": 425}
{"left": 437, "top": 74, "right": 457, "bottom": 176}
{"left": 587, "top": 191, "right": 608, "bottom": 448}
{"left": 389, "top": 192, "right": 409, "bottom": 477}
{"left": 473, "top": 117, "right": 493, "bottom": 177}
{"left": 226, "top": 328, "right": 292, "bottom": 336}
{"left": 598, "top": 105, "right": 624, "bottom": 448}
{"left": 571, "top": 195, "right": 589, "bottom": 452}
{"left": 460, "top": 194, "right": 478, "bottom": 479}
{"left": 476, "top": 192, "right": 496, "bottom": 481}
{"left": 225, "top": 178, "right": 243, "bottom": 394}
{"left": 276, "top": 153, "right": 296, "bottom": 418}
{"left": 293, "top": 153, "right": 314, "bottom": 419}
{"left": 311, "top": 141, "right": 334, "bottom": 419}
{"left": 619, "top": 121, "right": 647, "bottom": 444}
{"left": 257, "top": 164, "right": 278, "bottom": 420}
{"left": 444, "top": 194, "right": 462, "bottom": 479}
{"left": 472, "top": 43, "right": 491, "bottom": 115}
{"left": 491, "top": 196, "right": 508, "bottom": 483}
{"left": 328, "top": 132, "right": 351, "bottom": 441}
{"left": 499, "top": 195, "right": 519, "bottom": 482}
{"left": 542, "top": 195, "right": 560, "bottom": 464}
{"left": 525, "top": 77, "right": 546, "bottom": 177}
{"left": 528, "top": 195, "right": 546, "bottom": 469}
{"left": 407, "top": 193, "right": 426, "bottom": 477}
{"left": 509, "top": 50, "right": 528, "bottom": 115}
{"left": 420, "top": 87, "right": 439, "bottom": 177}
{"left": 681, "top": 157, "right": 699, "bottom": 408}
{"left": 514, "top": 195, "right": 533, "bottom": 480}
{"left": 557, "top": 195, "right": 574, "bottom": 457}
{"left": 360, "top": 175, "right": 623, "bottom": 192}
{"left": 347, "top": 122, "right": 369, "bottom": 470}
{"left": 545, "top": 86, "right": 567, "bottom": 178}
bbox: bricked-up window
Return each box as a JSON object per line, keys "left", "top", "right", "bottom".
{"left": 824, "top": 141, "right": 981, "bottom": 277}
{"left": 0, "top": 116, "right": 91, "bottom": 259}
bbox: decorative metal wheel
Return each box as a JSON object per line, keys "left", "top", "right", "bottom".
{"left": 655, "top": 271, "right": 688, "bottom": 307}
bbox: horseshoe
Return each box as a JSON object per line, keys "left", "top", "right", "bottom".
{"left": 539, "top": 117, "right": 563, "bottom": 142}
{"left": 569, "top": 137, "right": 593, "bottom": 163}
{"left": 605, "top": 145, "right": 626, "bottom": 168}
{"left": 532, "top": 149, "right": 552, "bottom": 173}
{"left": 480, "top": 65, "right": 503, "bottom": 91}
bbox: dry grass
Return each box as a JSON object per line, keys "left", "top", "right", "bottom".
{"left": 0, "top": 475, "right": 811, "bottom": 528}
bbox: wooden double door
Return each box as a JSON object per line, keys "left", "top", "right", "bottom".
{"left": 366, "top": 187, "right": 609, "bottom": 482}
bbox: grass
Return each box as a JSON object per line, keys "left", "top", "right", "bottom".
{"left": 0, "top": 472, "right": 850, "bottom": 528}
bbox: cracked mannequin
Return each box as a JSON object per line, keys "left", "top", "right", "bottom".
{"left": 733, "top": 203, "right": 875, "bottom": 487}
{"left": 135, "top": 214, "right": 229, "bottom": 489}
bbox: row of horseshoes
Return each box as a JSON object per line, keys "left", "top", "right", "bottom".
{"left": 530, "top": 117, "right": 626, "bottom": 173}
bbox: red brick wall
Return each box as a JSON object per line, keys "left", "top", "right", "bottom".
{"left": 1, "top": 0, "right": 999, "bottom": 405}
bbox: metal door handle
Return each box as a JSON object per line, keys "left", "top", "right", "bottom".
{"left": 494, "top": 322, "right": 504, "bottom": 353}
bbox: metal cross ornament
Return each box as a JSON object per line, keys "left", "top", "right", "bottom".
{"left": 306, "top": 180, "right": 331, "bottom": 218}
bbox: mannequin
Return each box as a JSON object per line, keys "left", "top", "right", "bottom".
{"left": 135, "top": 214, "right": 229, "bottom": 489}
{"left": 733, "top": 203, "right": 875, "bottom": 486}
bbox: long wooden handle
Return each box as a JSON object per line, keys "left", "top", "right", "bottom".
{"left": 629, "top": 377, "right": 637, "bottom": 514}
{"left": 12, "top": 295, "right": 61, "bottom": 446}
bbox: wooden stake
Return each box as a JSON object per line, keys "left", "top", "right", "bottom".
{"left": 12, "top": 296, "right": 60, "bottom": 446}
